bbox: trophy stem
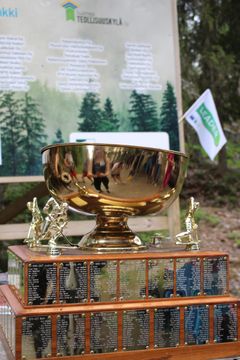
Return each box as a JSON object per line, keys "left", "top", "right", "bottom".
{"left": 78, "top": 214, "right": 146, "bottom": 252}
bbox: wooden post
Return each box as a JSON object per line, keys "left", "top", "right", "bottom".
{"left": 168, "top": 198, "right": 181, "bottom": 242}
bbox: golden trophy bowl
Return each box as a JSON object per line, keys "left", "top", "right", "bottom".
{"left": 41, "top": 143, "right": 188, "bottom": 252}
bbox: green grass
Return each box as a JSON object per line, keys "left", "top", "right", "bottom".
{"left": 227, "top": 231, "right": 240, "bottom": 247}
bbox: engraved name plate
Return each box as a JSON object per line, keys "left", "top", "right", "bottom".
{"left": 176, "top": 258, "right": 201, "bottom": 297}
{"left": 22, "top": 316, "right": 52, "bottom": 359}
{"left": 214, "top": 304, "right": 238, "bottom": 343}
{"left": 8, "top": 252, "right": 24, "bottom": 301}
{"left": 4, "top": 304, "right": 10, "bottom": 341}
{"left": 123, "top": 309, "right": 150, "bottom": 351}
{"left": 204, "top": 257, "right": 227, "bottom": 295}
{"left": 28, "top": 263, "right": 57, "bottom": 305}
{"left": 7, "top": 307, "right": 11, "bottom": 350}
{"left": 11, "top": 311, "right": 16, "bottom": 356}
{"left": 0, "top": 296, "right": 3, "bottom": 328}
{"left": 60, "top": 262, "right": 87, "bottom": 303}
{"left": 120, "top": 260, "right": 146, "bottom": 300}
{"left": 90, "top": 261, "right": 117, "bottom": 302}
{"left": 19, "top": 260, "right": 24, "bottom": 299}
{"left": 0, "top": 301, "right": 5, "bottom": 338}
{"left": 90, "top": 311, "right": 118, "bottom": 353}
{"left": 184, "top": 305, "right": 209, "bottom": 345}
{"left": 57, "top": 314, "right": 85, "bottom": 356}
{"left": 3, "top": 304, "right": 9, "bottom": 345}
{"left": 148, "top": 259, "right": 174, "bottom": 298}
{"left": 154, "top": 307, "right": 180, "bottom": 348}
{"left": 7, "top": 251, "right": 15, "bottom": 288}
{"left": 8, "top": 252, "right": 25, "bottom": 299}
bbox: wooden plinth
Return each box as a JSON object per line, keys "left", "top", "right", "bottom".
{"left": 8, "top": 245, "right": 230, "bottom": 307}
{"left": 1, "top": 245, "right": 240, "bottom": 360}
{"left": 1, "top": 285, "right": 240, "bottom": 360}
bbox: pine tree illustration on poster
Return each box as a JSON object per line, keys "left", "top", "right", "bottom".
{"left": 78, "top": 84, "right": 179, "bottom": 148}
{"left": 53, "top": 129, "right": 64, "bottom": 145}
{"left": 128, "top": 90, "right": 159, "bottom": 132}
{"left": 0, "top": 92, "right": 22, "bottom": 176}
{"left": 78, "top": 93, "right": 102, "bottom": 132}
{"left": 0, "top": 92, "right": 47, "bottom": 176}
{"left": 0, "top": 82, "right": 179, "bottom": 175}
{"left": 159, "top": 82, "right": 180, "bottom": 151}
{"left": 100, "top": 98, "right": 120, "bottom": 132}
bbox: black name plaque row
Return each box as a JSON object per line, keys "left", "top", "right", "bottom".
{"left": 10, "top": 305, "right": 240, "bottom": 358}
{"left": 0, "top": 292, "right": 239, "bottom": 359}
{"left": 8, "top": 252, "right": 229, "bottom": 306}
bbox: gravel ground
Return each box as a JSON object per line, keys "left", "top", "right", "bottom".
{"left": 197, "top": 207, "right": 240, "bottom": 296}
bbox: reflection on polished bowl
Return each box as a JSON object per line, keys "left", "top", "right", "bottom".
{"left": 41, "top": 143, "right": 188, "bottom": 252}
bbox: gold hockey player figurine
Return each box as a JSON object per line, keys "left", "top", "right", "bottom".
{"left": 24, "top": 197, "right": 43, "bottom": 248}
{"left": 25, "top": 197, "right": 70, "bottom": 255}
{"left": 176, "top": 197, "right": 200, "bottom": 251}
{"left": 41, "top": 197, "right": 69, "bottom": 255}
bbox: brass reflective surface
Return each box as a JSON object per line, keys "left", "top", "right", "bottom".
{"left": 11, "top": 313, "right": 16, "bottom": 356}
{"left": 42, "top": 143, "right": 188, "bottom": 251}
{"left": 8, "top": 252, "right": 24, "bottom": 298}
{"left": 184, "top": 305, "right": 209, "bottom": 345}
{"left": 60, "top": 262, "right": 88, "bottom": 303}
{"left": 90, "top": 261, "right": 117, "bottom": 302}
{"left": 22, "top": 316, "right": 52, "bottom": 359}
{"left": 90, "top": 311, "right": 118, "bottom": 353}
{"left": 7, "top": 308, "right": 11, "bottom": 351}
{"left": 19, "top": 260, "right": 25, "bottom": 300}
{"left": 57, "top": 314, "right": 85, "bottom": 356}
{"left": 203, "top": 257, "right": 228, "bottom": 296}
{"left": 148, "top": 259, "right": 174, "bottom": 298}
{"left": 176, "top": 258, "right": 201, "bottom": 297}
{"left": 122, "top": 309, "right": 150, "bottom": 350}
{"left": 7, "top": 251, "right": 14, "bottom": 287}
{"left": 154, "top": 307, "right": 180, "bottom": 348}
{"left": 214, "top": 304, "right": 238, "bottom": 343}
{"left": 120, "top": 260, "right": 146, "bottom": 300}
{"left": 27, "top": 263, "right": 57, "bottom": 305}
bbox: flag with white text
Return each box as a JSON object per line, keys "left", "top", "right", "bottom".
{"left": 184, "top": 89, "right": 227, "bottom": 160}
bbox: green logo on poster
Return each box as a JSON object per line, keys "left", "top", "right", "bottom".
{"left": 197, "top": 103, "right": 220, "bottom": 146}
{"left": 62, "top": 1, "right": 79, "bottom": 21}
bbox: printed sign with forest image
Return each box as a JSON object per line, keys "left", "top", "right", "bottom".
{"left": 0, "top": 0, "right": 180, "bottom": 176}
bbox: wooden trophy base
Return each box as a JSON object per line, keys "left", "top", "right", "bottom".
{"left": 0, "top": 245, "right": 240, "bottom": 360}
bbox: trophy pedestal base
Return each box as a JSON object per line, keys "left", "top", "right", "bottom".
{"left": 78, "top": 215, "right": 147, "bottom": 252}
{"left": 78, "top": 243, "right": 147, "bottom": 252}
{"left": 0, "top": 285, "right": 240, "bottom": 360}
{"left": 1, "top": 245, "right": 240, "bottom": 360}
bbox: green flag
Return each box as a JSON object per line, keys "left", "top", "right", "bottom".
{"left": 184, "top": 89, "right": 227, "bottom": 160}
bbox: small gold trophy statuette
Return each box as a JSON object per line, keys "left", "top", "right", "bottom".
{"left": 25, "top": 197, "right": 72, "bottom": 256}
{"left": 25, "top": 197, "right": 43, "bottom": 248}
{"left": 176, "top": 197, "right": 200, "bottom": 251}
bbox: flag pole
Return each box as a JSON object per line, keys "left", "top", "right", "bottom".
{"left": 178, "top": 114, "right": 185, "bottom": 124}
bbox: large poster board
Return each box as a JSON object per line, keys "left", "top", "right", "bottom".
{"left": 0, "top": 0, "right": 182, "bottom": 176}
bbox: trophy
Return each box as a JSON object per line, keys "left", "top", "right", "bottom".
{"left": 0, "top": 143, "right": 240, "bottom": 360}
{"left": 41, "top": 143, "right": 188, "bottom": 252}
{"left": 24, "top": 196, "right": 74, "bottom": 256}
{"left": 176, "top": 196, "right": 200, "bottom": 251}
